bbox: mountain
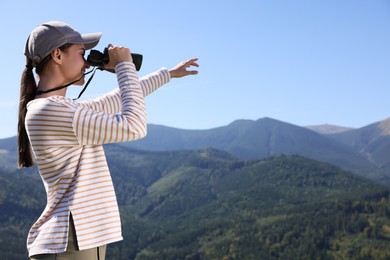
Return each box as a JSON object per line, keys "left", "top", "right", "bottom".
{"left": 1, "top": 148, "right": 389, "bottom": 259}
{"left": 1, "top": 117, "right": 388, "bottom": 183}
{"left": 118, "top": 117, "right": 380, "bottom": 181}
{"left": 305, "top": 124, "right": 354, "bottom": 134}
{"left": 327, "top": 118, "right": 390, "bottom": 173}
{"left": 2, "top": 117, "right": 390, "bottom": 258}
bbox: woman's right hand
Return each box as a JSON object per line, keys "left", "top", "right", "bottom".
{"left": 104, "top": 44, "right": 133, "bottom": 70}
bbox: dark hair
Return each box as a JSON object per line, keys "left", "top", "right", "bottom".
{"left": 17, "top": 44, "right": 72, "bottom": 168}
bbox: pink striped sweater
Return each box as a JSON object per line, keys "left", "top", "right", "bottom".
{"left": 25, "top": 62, "right": 170, "bottom": 256}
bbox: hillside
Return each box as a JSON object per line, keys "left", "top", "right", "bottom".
{"left": 1, "top": 146, "right": 389, "bottom": 259}
{"left": 328, "top": 118, "right": 390, "bottom": 173}
{"left": 116, "top": 153, "right": 390, "bottom": 260}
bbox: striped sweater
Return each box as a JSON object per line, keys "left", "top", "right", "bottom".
{"left": 25, "top": 62, "right": 170, "bottom": 256}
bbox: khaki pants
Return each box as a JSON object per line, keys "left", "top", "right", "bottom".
{"left": 30, "top": 215, "right": 106, "bottom": 260}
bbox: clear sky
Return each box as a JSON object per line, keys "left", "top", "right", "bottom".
{"left": 1, "top": 0, "right": 390, "bottom": 139}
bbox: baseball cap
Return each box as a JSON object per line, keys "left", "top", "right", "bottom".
{"left": 24, "top": 21, "right": 102, "bottom": 66}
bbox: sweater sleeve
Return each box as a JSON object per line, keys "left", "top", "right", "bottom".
{"left": 80, "top": 67, "right": 170, "bottom": 114}
{"left": 139, "top": 67, "right": 171, "bottom": 96}
{"left": 72, "top": 62, "right": 147, "bottom": 145}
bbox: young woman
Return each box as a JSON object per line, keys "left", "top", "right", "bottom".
{"left": 18, "top": 21, "right": 198, "bottom": 260}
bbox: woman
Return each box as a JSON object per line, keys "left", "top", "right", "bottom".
{"left": 18, "top": 21, "right": 198, "bottom": 259}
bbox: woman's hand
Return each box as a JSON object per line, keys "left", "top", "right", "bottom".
{"left": 104, "top": 44, "right": 133, "bottom": 70}
{"left": 169, "top": 58, "right": 199, "bottom": 78}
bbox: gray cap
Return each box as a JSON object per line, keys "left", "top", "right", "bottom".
{"left": 24, "top": 21, "right": 102, "bottom": 66}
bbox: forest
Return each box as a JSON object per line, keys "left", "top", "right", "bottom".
{"left": 0, "top": 147, "right": 389, "bottom": 259}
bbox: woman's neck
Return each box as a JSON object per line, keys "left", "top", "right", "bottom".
{"left": 36, "top": 86, "right": 67, "bottom": 98}
{"left": 36, "top": 74, "right": 68, "bottom": 98}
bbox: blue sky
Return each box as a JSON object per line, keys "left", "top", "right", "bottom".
{"left": 1, "top": 0, "right": 390, "bottom": 139}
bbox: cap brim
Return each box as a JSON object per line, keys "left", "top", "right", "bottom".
{"left": 81, "top": 32, "right": 102, "bottom": 50}
{"left": 69, "top": 32, "right": 102, "bottom": 50}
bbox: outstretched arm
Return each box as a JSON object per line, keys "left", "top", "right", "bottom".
{"left": 80, "top": 58, "right": 199, "bottom": 113}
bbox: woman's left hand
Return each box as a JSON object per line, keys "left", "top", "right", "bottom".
{"left": 169, "top": 58, "right": 199, "bottom": 78}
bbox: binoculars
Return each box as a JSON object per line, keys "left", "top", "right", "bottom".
{"left": 87, "top": 47, "right": 143, "bottom": 71}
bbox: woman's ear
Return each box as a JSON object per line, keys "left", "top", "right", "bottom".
{"left": 51, "top": 48, "right": 62, "bottom": 64}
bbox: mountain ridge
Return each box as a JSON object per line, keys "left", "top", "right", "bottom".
{"left": 2, "top": 116, "right": 390, "bottom": 184}
{"left": 116, "top": 117, "right": 385, "bottom": 181}
{"left": 305, "top": 123, "right": 355, "bottom": 134}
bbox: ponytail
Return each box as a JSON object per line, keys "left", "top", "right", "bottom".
{"left": 18, "top": 45, "right": 68, "bottom": 168}
{"left": 17, "top": 58, "right": 36, "bottom": 168}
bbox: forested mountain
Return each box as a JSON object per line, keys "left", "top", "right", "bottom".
{"left": 1, "top": 117, "right": 390, "bottom": 259}
{"left": 1, "top": 146, "right": 389, "bottom": 259}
